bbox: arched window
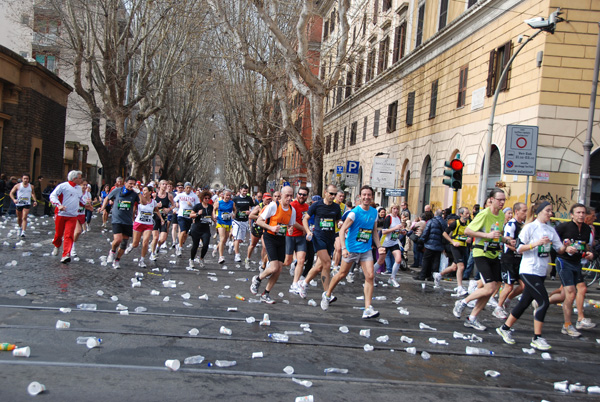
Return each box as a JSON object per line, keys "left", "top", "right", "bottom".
{"left": 420, "top": 156, "right": 431, "bottom": 212}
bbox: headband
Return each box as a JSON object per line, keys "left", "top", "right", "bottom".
{"left": 535, "top": 201, "right": 551, "bottom": 214}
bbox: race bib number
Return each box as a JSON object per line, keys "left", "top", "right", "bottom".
{"left": 390, "top": 232, "right": 399, "bottom": 241}
{"left": 457, "top": 235, "right": 469, "bottom": 242}
{"left": 538, "top": 243, "right": 551, "bottom": 258}
{"left": 320, "top": 218, "right": 334, "bottom": 231}
{"left": 575, "top": 241, "right": 586, "bottom": 252}
{"left": 357, "top": 228, "right": 372, "bottom": 243}
{"left": 277, "top": 224, "right": 288, "bottom": 236}
{"left": 484, "top": 242, "right": 500, "bottom": 251}
{"left": 237, "top": 211, "right": 248, "bottom": 219}
{"left": 140, "top": 212, "right": 153, "bottom": 223}
{"left": 17, "top": 197, "right": 30, "bottom": 206}
{"left": 118, "top": 201, "right": 132, "bottom": 210}
{"left": 221, "top": 212, "right": 231, "bottom": 221}
{"left": 201, "top": 217, "right": 213, "bottom": 224}
{"left": 182, "top": 209, "right": 192, "bottom": 218}
{"left": 78, "top": 206, "right": 85, "bottom": 213}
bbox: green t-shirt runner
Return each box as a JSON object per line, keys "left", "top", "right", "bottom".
{"left": 468, "top": 207, "right": 505, "bottom": 259}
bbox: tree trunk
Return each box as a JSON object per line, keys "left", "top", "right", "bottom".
{"left": 309, "top": 93, "right": 324, "bottom": 195}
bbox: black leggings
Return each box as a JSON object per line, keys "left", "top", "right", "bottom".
{"left": 190, "top": 230, "right": 211, "bottom": 260}
{"left": 511, "top": 273, "right": 549, "bottom": 322}
{"left": 303, "top": 240, "right": 315, "bottom": 277}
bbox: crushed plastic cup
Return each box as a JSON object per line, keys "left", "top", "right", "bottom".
{"left": 421, "top": 351, "right": 431, "bottom": 360}
{"left": 393, "top": 296, "right": 403, "bottom": 304}
{"left": 359, "top": 329, "right": 370, "bottom": 338}
{"left": 307, "top": 299, "right": 317, "bottom": 307}
{"left": 363, "top": 344, "right": 374, "bottom": 352}
{"left": 199, "top": 294, "right": 208, "bottom": 300}
{"left": 295, "top": 395, "right": 314, "bottom": 402}
{"left": 485, "top": 370, "right": 501, "bottom": 377}
{"left": 453, "top": 331, "right": 466, "bottom": 339}
{"left": 522, "top": 348, "right": 535, "bottom": 354}
{"left": 324, "top": 368, "right": 348, "bottom": 374}
{"left": 283, "top": 365, "right": 295, "bottom": 375}
{"left": 184, "top": 355, "right": 205, "bottom": 365}
{"left": 588, "top": 386, "right": 600, "bottom": 394}
{"left": 86, "top": 338, "right": 101, "bottom": 349}
{"left": 400, "top": 335, "right": 414, "bottom": 343}
{"left": 55, "top": 320, "right": 70, "bottom": 329}
{"left": 151, "top": 290, "right": 160, "bottom": 296}
{"left": 554, "top": 380, "right": 569, "bottom": 392}
{"left": 59, "top": 307, "right": 71, "bottom": 313}
{"left": 12, "top": 346, "right": 30, "bottom": 357}
{"left": 16, "top": 289, "right": 27, "bottom": 297}
{"left": 220, "top": 326, "right": 232, "bottom": 336}
{"left": 27, "top": 381, "right": 46, "bottom": 396}
{"left": 469, "top": 334, "right": 483, "bottom": 343}
{"left": 227, "top": 307, "right": 237, "bottom": 312}
{"left": 245, "top": 317, "right": 256, "bottom": 324}
{"left": 165, "top": 359, "right": 180, "bottom": 371}
{"left": 188, "top": 328, "right": 199, "bottom": 336}
{"left": 541, "top": 352, "right": 552, "bottom": 360}
{"left": 116, "top": 304, "right": 128, "bottom": 311}
{"left": 97, "top": 290, "right": 105, "bottom": 296}
{"left": 292, "top": 378, "right": 313, "bottom": 388}
{"left": 110, "top": 295, "right": 119, "bottom": 302}
{"left": 120, "top": 310, "right": 129, "bottom": 315}
{"left": 397, "top": 307, "right": 410, "bottom": 315}
{"left": 339, "top": 326, "right": 349, "bottom": 333}
{"left": 378, "top": 318, "right": 389, "bottom": 325}
{"left": 405, "top": 347, "right": 417, "bottom": 355}
{"left": 419, "top": 322, "right": 437, "bottom": 331}
{"left": 163, "top": 296, "right": 170, "bottom": 302}
{"left": 569, "top": 383, "right": 586, "bottom": 393}
{"left": 376, "top": 335, "right": 389, "bottom": 343}
{"left": 134, "top": 306, "right": 147, "bottom": 313}
{"left": 252, "top": 352, "right": 264, "bottom": 359}
{"left": 182, "top": 293, "right": 191, "bottom": 300}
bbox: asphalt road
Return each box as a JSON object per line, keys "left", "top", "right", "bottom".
{"left": 0, "top": 214, "right": 599, "bottom": 401}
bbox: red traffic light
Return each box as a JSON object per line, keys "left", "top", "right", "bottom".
{"left": 450, "top": 159, "right": 464, "bottom": 170}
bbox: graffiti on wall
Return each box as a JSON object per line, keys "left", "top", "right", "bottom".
{"left": 529, "top": 192, "right": 571, "bottom": 219}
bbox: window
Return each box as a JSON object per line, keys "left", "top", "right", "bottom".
{"left": 330, "top": 9, "right": 336, "bottom": 33}
{"left": 392, "top": 22, "right": 406, "bottom": 63}
{"left": 350, "top": 121, "right": 358, "bottom": 145}
{"left": 363, "top": 117, "right": 368, "bottom": 141}
{"left": 439, "top": 0, "right": 449, "bottom": 30}
{"left": 355, "top": 59, "right": 364, "bottom": 89}
{"left": 21, "top": 14, "right": 29, "bottom": 25}
{"left": 342, "top": 127, "right": 346, "bottom": 149}
{"left": 323, "top": 20, "right": 330, "bottom": 39}
{"left": 383, "top": 0, "right": 393, "bottom": 12}
{"left": 429, "top": 80, "right": 438, "bottom": 119}
{"left": 326, "top": 135, "right": 331, "bottom": 154}
{"left": 345, "top": 70, "right": 353, "bottom": 98}
{"left": 35, "top": 54, "right": 57, "bottom": 73}
{"left": 336, "top": 79, "right": 343, "bottom": 105}
{"left": 387, "top": 101, "right": 398, "bottom": 132}
{"left": 362, "top": 13, "right": 367, "bottom": 36}
{"left": 320, "top": 63, "right": 326, "bottom": 80}
{"left": 373, "top": 0, "right": 379, "bottom": 24}
{"left": 457, "top": 65, "right": 468, "bottom": 108}
{"left": 333, "top": 131, "right": 339, "bottom": 152}
{"left": 468, "top": 0, "right": 478, "bottom": 7}
{"left": 416, "top": 2, "right": 425, "bottom": 47}
{"left": 378, "top": 36, "right": 390, "bottom": 75}
{"left": 373, "top": 109, "right": 381, "bottom": 137}
{"left": 366, "top": 49, "right": 377, "bottom": 82}
{"left": 487, "top": 41, "right": 512, "bottom": 97}
{"left": 406, "top": 91, "right": 415, "bottom": 126}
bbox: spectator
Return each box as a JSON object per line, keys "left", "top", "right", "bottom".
{"left": 413, "top": 209, "right": 447, "bottom": 281}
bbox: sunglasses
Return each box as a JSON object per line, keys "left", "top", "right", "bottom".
{"left": 298, "top": 193, "right": 308, "bottom": 196}
{"left": 328, "top": 192, "right": 337, "bottom": 196}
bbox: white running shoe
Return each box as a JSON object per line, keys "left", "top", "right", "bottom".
{"left": 289, "top": 283, "right": 300, "bottom": 295}
{"left": 70, "top": 245, "right": 77, "bottom": 257}
{"left": 576, "top": 318, "right": 596, "bottom": 330}
{"left": 112, "top": 260, "right": 120, "bottom": 269}
{"left": 320, "top": 292, "right": 329, "bottom": 311}
{"left": 52, "top": 247, "right": 59, "bottom": 256}
{"left": 346, "top": 272, "right": 355, "bottom": 283}
{"left": 212, "top": 248, "right": 217, "bottom": 258}
{"left": 124, "top": 245, "right": 133, "bottom": 255}
{"left": 388, "top": 278, "right": 400, "bottom": 288}
{"left": 297, "top": 281, "right": 307, "bottom": 298}
{"left": 218, "top": 256, "right": 225, "bottom": 264}
{"left": 362, "top": 305, "right": 380, "bottom": 319}
{"left": 244, "top": 258, "right": 250, "bottom": 270}
{"left": 149, "top": 252, "right": 158, "bottom": 261}
{"left": 107, "top": 250, "right": 116, "bottom": 263}
{"left": 198, "top": 259, "right": 204, "bottom": 268}
{"left": 492, "top": 306, "right": 508, "bottom": 319}
{"left": 138, "top": 258, "right": 147, "bottom": 268}
{"left": 188, "top": 259, "right": 194, "bottom": 269}
{"left": 530, "top": 337, "right": 551, "bottom": 350}
{"left": 234, "top": 254, "right": 241, "bottom": 262}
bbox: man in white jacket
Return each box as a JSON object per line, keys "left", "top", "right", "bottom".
{"left": 50, "top": 170, "right": 83, "bottom": 263}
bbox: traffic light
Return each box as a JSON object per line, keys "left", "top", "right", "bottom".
{"left": 442, "top": 155, "right": 464, "bottom": 190}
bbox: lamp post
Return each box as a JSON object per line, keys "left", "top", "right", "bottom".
{"left": 478, "top": 9, "right": 563, "bottom": 205}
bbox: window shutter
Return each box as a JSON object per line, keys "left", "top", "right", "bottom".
{"left": 499, "top": 41, "right": 512, "bottom": 91}
{"left": 486, "top": 49, "right": 496, "bottom": 97}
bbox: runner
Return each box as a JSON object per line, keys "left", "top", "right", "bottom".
{"left": 452, "top": 188, "right": 515, "bottom": 331}
{"left": 374, "top": 204, "right": 404, "bottom": 288}
{"left": 171, "top": 182, "right": 184, "bottom": 248}
{"left": 438, "top": 207, "right": 471, "bottom": 292}
{"left": 494, "top": 202, "right": 527, "bottom": 319}
{"left": 213, "top": 189, "right": 236, "bottom": 264}
{"left": 9, "top": 174, "right": 38, "bottom": 237}
{"left": 100, "top": 177, "right": 141, "bottom": 269}
{"left": 231, "top": 184, "right": 255, "bottom": 263}
{"left": 321, "top": 185, "right": 381, "bottom": 318}
{"left": 188, "top": 190, "right": 215, "bottom": 268}
{"left": 332, "top": 191, "right": 347, "bottom": 272}
{"left": 49, "top": 170, "right": 83, "bottom": 263}
{"left": 496, "top": 200, "right": 566, "bottom": 350}
{"left": 149, "top": 180, "right": 175, "bottom": 260}
{"left": 286, "top": 187, "right": 309, "bottom": 295}
{"left": 173, "top": 182, "right": 200, "bottom": 257}
{"left": 297, "top": 184, "right": 342, "bottom": 298}
{"left": 71, "top": 179, "right": 93, "bottom": 257}
{"left": 552, "top": 203, "right": 596, "bottom": 337}
{"left": 247, "top": 193, "right": 272, "bottom": 269}
{"left": 250, "top": 186, "right": 301, "bottom": 303}
{"left": 125, "top": 185, "right": 161, "bottom": 268}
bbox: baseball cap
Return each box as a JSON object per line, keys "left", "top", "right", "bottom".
{"left": 184, "top": 182, "right": 192, "bottom": 187}
{"left": 312, "top": 195, "right": 322, "bottom": 202}
{"left": 263, "top": 193, "right": 272, "bottom": 200}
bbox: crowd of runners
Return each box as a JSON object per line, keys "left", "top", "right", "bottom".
{"left": 5, "top": 170, "right": 599, "bottom": 352}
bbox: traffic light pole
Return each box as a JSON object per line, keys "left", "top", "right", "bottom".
{"left": 452, "top": 189, "right": 458, "bottom": 214}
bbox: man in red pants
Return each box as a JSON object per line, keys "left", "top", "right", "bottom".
{"left": 49, "top": 170, "right": 83, "bottom": 263}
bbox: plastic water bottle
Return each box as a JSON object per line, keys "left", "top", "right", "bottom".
{"left": 77, "top": 304, "right": 97, "bottom": 311}
{"left": 208, "top": 360, "right": 236, "bottom": 367}
{"left": 465, "top": 346, "right": 494, "bottom": 355}
{"left": 269, "top": 333, "right": 289, "bottom": 342}
{"left": 184, "top": 355, "right": 205, "bottom": 365}
{"left": 77, "top": 336, "right": 102, "bottom": 345}
{"left": 324, "top": 368, "right": 348, "bottom": 374}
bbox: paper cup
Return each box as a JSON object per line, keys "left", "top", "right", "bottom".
{"left": 165, "top": 359, "right": 180, "bottom": 371}
{"left": 55, "top": 320, "right": 70, "bottom": 329}
{"left": 13, "top": 346, "right": 30, "bottom": 357}
{"left": 86, "top": 338, "right": 100, "bottom": 349}
{"left": 27, "top": 381, "right": 46, "bottom": 396}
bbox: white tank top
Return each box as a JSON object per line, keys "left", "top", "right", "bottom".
{"left": 16, "top": 184, "right": 32, "bottom": 206}
{"left": 135, "top": 200, "right": 156, "bottom": 225}
{"left": 382, "top": 215, "right": 402, "bottom": 248}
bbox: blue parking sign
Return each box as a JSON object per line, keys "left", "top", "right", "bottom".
{"left": 346, "top": 161, "right": 360, "bottom": 174}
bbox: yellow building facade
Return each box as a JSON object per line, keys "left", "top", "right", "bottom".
{"left": 322, "top": 0, "right": 600, "bottom": 218}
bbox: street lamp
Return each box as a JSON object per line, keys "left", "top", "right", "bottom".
{"left": 478, "top": 8, "right": 563, "bottom": 205}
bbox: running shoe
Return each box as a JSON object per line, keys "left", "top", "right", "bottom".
{"left": 112, "top": 260, "right": 120, "bottom": 269}
{"left": 234, "top": 254, "right": 241, "bottom": 263}
{"left": 20, "top": 231, "right": 25, "bottom": 238}
{"left": 464, "top": 317, "right": 486, "bottom": 331}
{"left": 175, "top": 246, "right": 182, "bottom": 257}
{"left": 493, "top": 306, "right": 508, "bottom": 319}
{"left": 138, "top": 258, "right": 147, "bottom": 268}
{"left": 70, "top": 246, "right": 77, "bottom": 257}
{"left": 487, "top": 296, "right": 499, "bottom": 308}
{"left": 496, "top": 326, "right": 515, "bottom": 344}
{"left": 188, "top": 259, "right": 194, "bottom": 269}
{"left": 52, "top": 247, "right": 59, "bottom": 256}
{"left": 149, "top": 252, "right": 158, "bottom": 261}
{"left": 212, "top": 248, "right": 217, "bottom": 258}
{"left": 328, "top": 294, "right": 337, "bottom": 304}
{"left": 218, "top": 256, "right": 225, "bottom": 264}
{"left": 561, "top": 324, "right": 581, "bottom": 337}
{"left": 107, "top": 250, "right": 116, "bottom": 263}
{"left": 454, "top": 286, "right": 468, "bottom": 297}
{"left": 576, "top": 318, "right": 596, "bottom": 330}
{"left": 388, "top": 278, "right": 400, "bottom": 288}
{"left": 124, "top": 245, "right": 133, "bottom": 255}
{"left": 260, "top": 293, "right": 275, "bottom": 304}
{"left": 245, "top": 258, "right": 251, "bottom": 270}
{"left": 530, "top": 337, "right": 551, "bottom": 350}
{"left": 289, "top": 283, "right": 300, "bottom": 295}
{"left": 433, "top": 272, "right": 442, "bottom": 288}
{"left": 250, "top": 275, "right": 261, "bottom": 295}
{"left": 198, "top": 259, "right": 204, "bottom": 268}
{"left": 320, "top": 291, "right": 329, "bottom": 311}
{"left": 453, "top": 300, "right": 466, "bottom": 318}
{"left": 346, "top": 272, "right": 355, "bottom": 283}
{"left": 60, "top": 256, "right": 70, "bottom": 264}
{"left": 362, "top": 305, "right": 380, "bottom": 319}
{"left": 297, "top": 281, "right": 307, "bottom": 298}
{"left": 289, "top": 262, "right": 296, "bottom": 276}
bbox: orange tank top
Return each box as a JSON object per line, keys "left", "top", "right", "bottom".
{"left": 267, "top": 202, "right": 293, "bottom": 236}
